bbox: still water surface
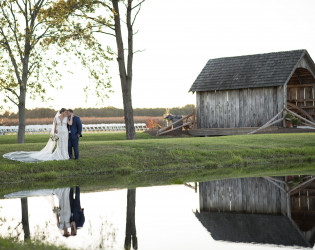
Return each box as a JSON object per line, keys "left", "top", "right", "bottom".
{"left": 0, "top": 176, "right": 314, "bottom": 250}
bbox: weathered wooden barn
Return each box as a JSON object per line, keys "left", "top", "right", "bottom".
{"left": 189, "top": 50, "right": 315, "bottom": 131}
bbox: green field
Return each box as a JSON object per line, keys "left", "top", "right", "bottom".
{"left": 0, "top": 132, "right": 315, "bottom": 196}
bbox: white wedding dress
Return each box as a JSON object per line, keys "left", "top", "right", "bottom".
{"left": 3, "top": 116, "right": 70, "bottom": 163}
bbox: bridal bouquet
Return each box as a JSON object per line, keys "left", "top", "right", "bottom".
{"left": 53, "top": 206, "right": 61, "bottom": 214}
{"left": 50, "top": 134, "right": 59, "bottom": 142}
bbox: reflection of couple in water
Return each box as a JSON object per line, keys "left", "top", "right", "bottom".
{"left": 54, "top": 186, "right": 85, "bottom": 237}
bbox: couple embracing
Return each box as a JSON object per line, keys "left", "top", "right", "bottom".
{"left": 53, "top": 108, "right": 82, "bottom": 161}
{"left": 3, "top": 108, "right": 82, "bottom": 162}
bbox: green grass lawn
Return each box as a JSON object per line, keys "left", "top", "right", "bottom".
{"left": 0, "top": 132, "right": 315, "bottom": 193}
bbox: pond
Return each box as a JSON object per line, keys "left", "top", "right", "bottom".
{"left": 0, "top": 175, "right": 314, "bottom": 250}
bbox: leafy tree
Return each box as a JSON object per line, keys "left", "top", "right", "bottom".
{"left": 0, "top": 0, "right": 112, "bottom": 143}
{"left": 0, "top": 0, "right": 62, "bottom": 143}
{"left": 48, "top": 0, "right": 146, "bottom": 140}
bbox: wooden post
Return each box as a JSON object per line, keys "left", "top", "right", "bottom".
{"left": 285, "top": 176, "right": 291, "bottom": 219}
{"left": 283, "top": 104, "right": 287, "bottom": 128}
{"left": 283, "top": 85, "right": 287, "bottom": 128}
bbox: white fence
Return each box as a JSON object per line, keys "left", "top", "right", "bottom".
{"left": 0, "top": 123, "right": 148, "bottom": 135}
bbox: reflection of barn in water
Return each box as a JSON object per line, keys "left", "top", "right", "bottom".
{"left": 195, "top": 176, "right": 315, "bottom": 247}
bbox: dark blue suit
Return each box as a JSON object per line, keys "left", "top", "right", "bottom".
{"left": 68, "top": 115, "right": 82, "bottom": 159}
{"left": 69, "top": 186, "right": 85, "bottom": 228}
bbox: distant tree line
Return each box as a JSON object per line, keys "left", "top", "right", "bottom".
{"left": 0, "top": 105, "right": 195, "bottom": 119}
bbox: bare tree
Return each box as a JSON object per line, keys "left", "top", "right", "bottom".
{"left": 48, "top": 0, "right": 146, "bottom": 139}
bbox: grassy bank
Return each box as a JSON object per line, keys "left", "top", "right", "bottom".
{"left": 0, "top": 238, "right": 68, "bottom": 250}
{"left": 0, "top": 132, "right": 315, "bottom": 192}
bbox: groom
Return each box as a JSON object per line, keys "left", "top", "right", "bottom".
{"left": 69, "top": 186, "right": 85, "bottom": 236}
{"left": 67, "top": 109, "right": 82, "bottom": 160}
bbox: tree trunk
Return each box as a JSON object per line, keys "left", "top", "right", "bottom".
{"left": 112, "top": 0, "right": 136, "bottom": 140}
{"left": 123, "top": 79, "right": 136, "bottom": 140}
{"left": 17, "top": 21, "right": 31, "bottom": 143}
{"left": 17, "top": 88, "right": 26, "bottom": 143}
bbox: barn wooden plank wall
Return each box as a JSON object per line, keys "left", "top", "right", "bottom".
{"left": 199, "top": 177, "right": 287, "bottom": 215}
{"left": 196, "top": 86, "right": 284, "bottom": 128}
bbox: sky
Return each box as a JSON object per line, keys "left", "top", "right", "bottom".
{"left": 2, "top": 0, "right": 315, "bottom": 112}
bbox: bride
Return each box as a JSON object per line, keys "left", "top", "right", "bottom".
{"left": 3, "top": 108, "right": 73, "bottom": 163}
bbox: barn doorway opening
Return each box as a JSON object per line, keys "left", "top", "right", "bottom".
{"left": 287, "top": 67, "right": 315, "bottom": 122}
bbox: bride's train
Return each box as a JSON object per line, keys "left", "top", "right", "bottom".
{"left": 3, "top": 110, "right": 70, "bottom": 163}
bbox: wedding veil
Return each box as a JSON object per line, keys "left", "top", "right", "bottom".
{"left": 3, "top": 111, "right": 60, "bottom": 162}
{"left": 32, "top": 111, "right": 60, "bottom": 157}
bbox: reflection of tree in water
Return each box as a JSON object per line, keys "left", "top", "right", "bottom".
{"left": 21, "top": 197, "right": 58, "bottom": 243}
{"left": 0, "top": 199, "right": 25, "bottom": 241}
{"left": 125, "top": 189, "right": 137, "bottom": 250}
{"left": 32, "top": 222, "right": 51, "bottom": 242}
{"left": 6, "top": 222, "right": 23, "bottom": 240}
{"left": 2, "top": 198, "right": 30, "bottom": 241}
{"left": 85, "top": 217, "right": 117, "bottom": 249}
{"left": 21, "top": 198, "right": 30, "bottom": 241}
{"left": 0, "top": 204, "right": 6, "bottom": 228}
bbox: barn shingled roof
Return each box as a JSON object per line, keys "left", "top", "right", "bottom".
{"left": 189, "top": 49, "right": 310, "bottom": 92}
{"left": 194, "top": 212, "right": 310, "bottom": 247}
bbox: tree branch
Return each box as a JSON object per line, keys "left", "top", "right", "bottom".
{"left": 95, "top": 30, "right": 116, "bottom": 37}
{"left": 126, "top": 0, "right": 133, "bottom": 79}
{"left": 94, "top": 0, "right": 113, "bottom": 11}
{"left": 74, "top": 13, "right": 115, "bottom": 31}
{"left": 5, "top": 95, "right": 19, "bottom": 106}
{"left": 133, "top": 49, "right": 145, "bottom": 54}
{"left": 132, "top": 0, "right": 142, "bottom": 26}
{"left": 14, "top": 0, "right": 26, "bottom": 18}
{"left": 30, "top": 0, "right": 45, "bottom": 31}
{"left": 32, "top": 26, "right": 50, "bottom": 47}
{"left": 24, "top": 0, "right": 29, "bottom": 28}
{"left": 131, "top": 0, "right": 145, "bottom": 10}
{"left": 112, "top": 0, "right": 127, "bottom": 84}
{"left": 8, "top": 2, "right": 24, "bottom": 62}
{"left": 5, "top": 87, "right": 19, "bottom": 99}
{"left": 1, "top": 2, "right": 16, "bottom": 35}
{"left": 0, "top": 26, "right": 22, "bottom": 84}
{"left": 28, "top": 60, "right": 40, "bottom": 76}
